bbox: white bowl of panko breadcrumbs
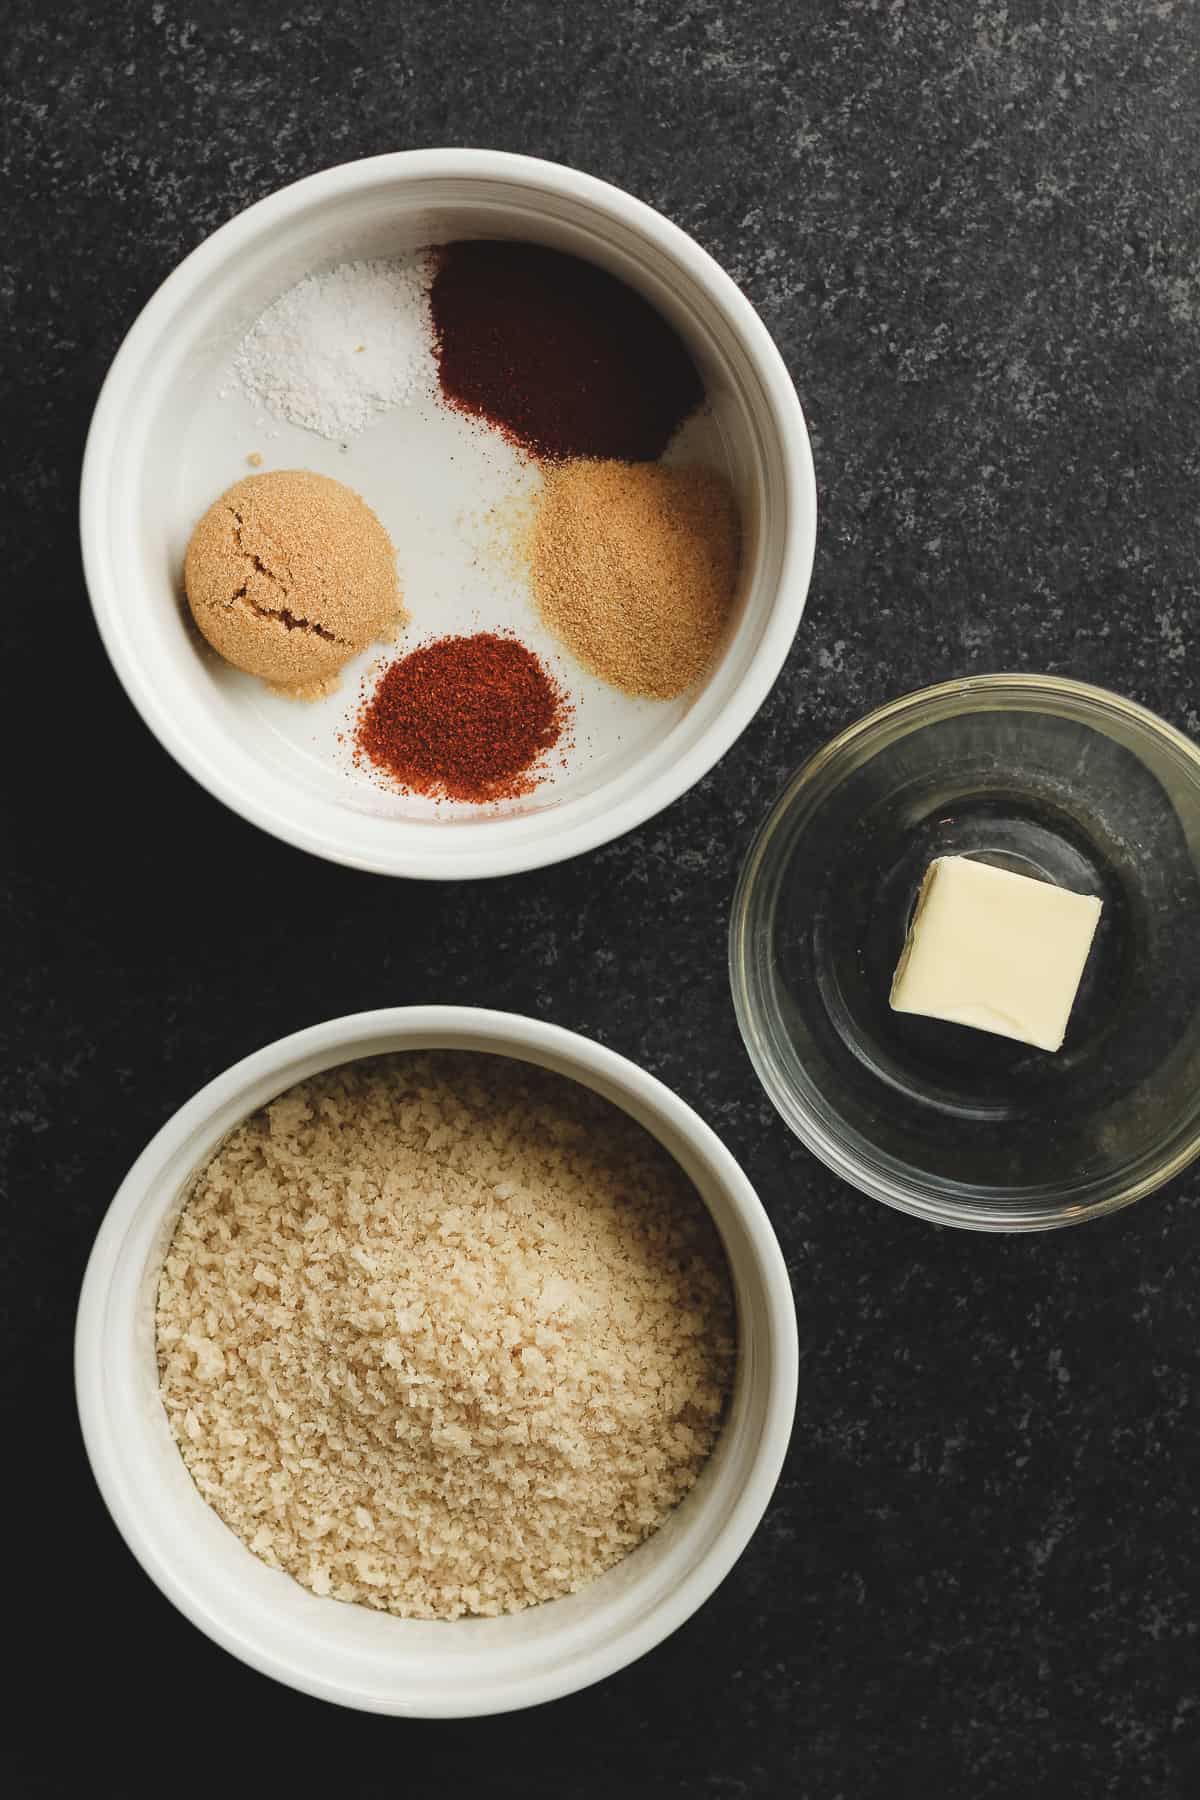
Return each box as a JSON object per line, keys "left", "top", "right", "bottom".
{"left": 76, "top": 1007, "right": 798, "bottom": 1717}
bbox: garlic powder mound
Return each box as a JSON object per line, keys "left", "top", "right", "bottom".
{"left": 531, "top": 460, "right": 739, "bottom": 700}
{"left": 155, "top": 1053, "right": 736, "bottom": 1620}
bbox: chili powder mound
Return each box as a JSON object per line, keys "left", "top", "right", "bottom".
{"left": 430, "top": 241, "right": 704, "bottom": 463}
{"left": 353, "top": 632, "right": 571, "bottom": 803}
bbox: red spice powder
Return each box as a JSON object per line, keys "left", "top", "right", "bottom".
{"left": 430, "top": 240, "right": 704, "bottom": 463}
{"left": 353, "top": 632, "right": 571, "bottom": 803}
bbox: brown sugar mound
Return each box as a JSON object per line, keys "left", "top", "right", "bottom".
{"left": 155, "top": 1053, "right": 736, "bottom": 1621}
{"left": 531, "top": 461, "right": 740, "bottom": 700}
{"left": 184, "top": 469, "right": 404, "bottom": 694}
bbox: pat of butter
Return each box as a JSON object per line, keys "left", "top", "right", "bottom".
{"left": 890, "top": 856, "right": 1102, "bottom": 1053}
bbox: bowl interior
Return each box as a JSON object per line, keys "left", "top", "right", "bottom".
{"left": 85, "top": 158, "right": 811, "bottom": 875}
{"left": 78, "top": 1014, "right": 793, "bottom": 1714}
{"left": 732, "top": 679, "right": 1200, "bottom": 1228}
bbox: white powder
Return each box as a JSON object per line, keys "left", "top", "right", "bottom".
{"left": 234, "top": 255, "right": 435, "bottom": 441}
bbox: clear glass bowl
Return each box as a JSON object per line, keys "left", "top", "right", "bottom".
{"left": 730, "top": 675, "right": 1200, "bottom": 1230}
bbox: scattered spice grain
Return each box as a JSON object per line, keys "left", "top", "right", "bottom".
{"left": 156, "top": 1052, "right": 736, "bottom": 1620}
{"left": 531, "top": 461, "right": 740, "bottom": 700}
{"left": 353, "top": 631, "right": 570, "bottom": 802}
{"left": 430, "top": 241, "right": 704, "bottom": 462}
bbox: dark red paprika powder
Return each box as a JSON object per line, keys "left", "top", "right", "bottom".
{"left": 430, "top": 240, "right": 704, "bottom": 463}
{"left": 353, "top": 632, "right": 571, "bottom": 803}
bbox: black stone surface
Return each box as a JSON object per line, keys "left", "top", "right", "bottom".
{"left": 5, "top": 2, "right": 1200, "bottom": 1794}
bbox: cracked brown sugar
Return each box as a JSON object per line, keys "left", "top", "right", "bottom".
{"left": 184, "top": 469, "right": 404, "bottom": 694}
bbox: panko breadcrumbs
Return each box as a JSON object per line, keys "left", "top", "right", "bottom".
{"left": 156, "top": 1052, "right": 736, "bottom": 1621}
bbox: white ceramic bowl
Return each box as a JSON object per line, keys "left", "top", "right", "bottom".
{"left": 80, "top": 149, "right": 816, "bottom": 879}
{"left": 75, "top": 1007, "right": 798, "bottom": 1716}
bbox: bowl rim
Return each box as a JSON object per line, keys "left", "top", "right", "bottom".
{"left": 79, "top": 147, "right": 817, "bottom": 880}
{"left": 74, "top": 1005, "right": 799, "bottom": 1714}
{"left": 730, "top": 671, "right": 1200, "bottom": 1232}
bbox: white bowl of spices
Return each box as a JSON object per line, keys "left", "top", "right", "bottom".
{"left": 80, "top": 149, "right": 816, "bottom": 877}
{"left": 75, "top": 1007, "right": 799, "bottom": 1715}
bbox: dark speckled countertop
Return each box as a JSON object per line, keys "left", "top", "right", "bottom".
{"left": 5, "top": 3, "right": 1200, "bottom": 1795}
